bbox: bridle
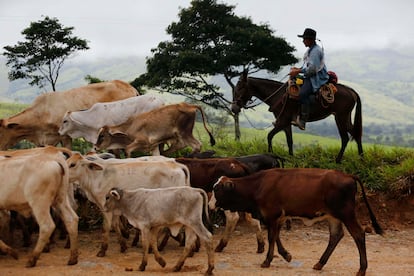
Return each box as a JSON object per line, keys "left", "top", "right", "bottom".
{"left": 234, "top": 78, "right": 289, "bottom": 110}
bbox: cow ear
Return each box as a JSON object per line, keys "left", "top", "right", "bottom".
{"left": 110, "top": 188, "right": 122, "bottom": 200}
{"left": 111, "top": 131, "right": 128, "bottom": 138}
{"left": 223, "top": 180, "right": 234, "bottom": 191}
{"left": 88, "top": 162, "right": 103, "bottom": 171}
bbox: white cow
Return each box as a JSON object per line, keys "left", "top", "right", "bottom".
{"left": 0, "top": 149, "right": 79, "bottom": 267}
{"left": 66, "top": 152, "right": 190, "bottom": 257}
{"left": 104, "top": 186, "right": 214, "bottom": 275}
{"left": 59, "top": 94, "right": 165, "bottom": 145}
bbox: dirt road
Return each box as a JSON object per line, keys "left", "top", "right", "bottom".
{"left": 1, "top": 220, "right": 413, "bottom": 276}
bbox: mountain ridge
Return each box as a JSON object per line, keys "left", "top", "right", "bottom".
{"left": 1, "top": 48, "right": 413, "bottom": 143}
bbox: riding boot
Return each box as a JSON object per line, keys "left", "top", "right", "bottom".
{"left": 295, "top": 103, "right": 309, "bottom": 130}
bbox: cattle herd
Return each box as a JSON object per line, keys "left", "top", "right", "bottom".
{"left": 0, "top": 80, "right": 384, "bottom": 276}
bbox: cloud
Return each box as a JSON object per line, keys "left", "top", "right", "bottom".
{"left": 1, "top": 0, "right": 413, "bottom": 60}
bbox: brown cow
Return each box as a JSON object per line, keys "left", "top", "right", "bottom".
{"left": 175, "top": 157, "right": 265, "bottom": 253}
{"left": 210, "top": 168, "right": 384, "bottom": 276}
{"left": 95, "top": 102, "right": 215, "bottom": 157}
{"left": 0, "top": 80, "right": 138, "bottom": 150}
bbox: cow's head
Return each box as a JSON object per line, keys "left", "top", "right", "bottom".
{"left": 104, "top": 187, "right": 124, "bottom": 215}
{"left": 211, "top": 176, "right": 235, "bottom": 209}
{"left": 0, "top": 119, "right": 29, "bottom": 150}
{"left": 95, "top": 126, "right": 132, "bottom": 151}
{"left": 212, "top": 176, "right": 252, "bottom": 213}
{"left": 58, "top": 111, "right": 74, "bottom": 136}
{"left": 66, "top": 152, "right": 103, "bottom": 183}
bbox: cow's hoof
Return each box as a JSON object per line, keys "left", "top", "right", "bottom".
{"left": 138, "top": 262, "right": 147, "bottom": 271}
{"left": 260, "top": 261, "right": 271, "bottom": 268}
{"left": 313, "top": 262, "right": 324, "bottom": 270}
{"left": 96, "top": 250, "right": 105, "bottom": 257}
{"left": 42, "top": 244, "right": 50, "bottom": 253}
{"left": 356, "top": 270, "right": 366, "bottom": 276}
{"left": 173, "top": 265, "right": 182, "bottom": 272}
{"left": 257, "top": 241, "right": 265, "bottom": 253}
{"left": 7, "top": 248, "right": 19, "bottom": 260}
{"left": 67, "top": 258, "right": 78, "bottom": 266}
{"left": 204, "top": 265, "right": 214, "bottom": 276}
{"left": 283, "top": 253, "right": 292, "bottom": 262}
{"left": 25, "top": 255, "right": 38, "bottom": 267}
{"left": 214, "top": 240, "right": 227, "bottom": 252}
{"left": 120, "top": 244, "right": 127, "bottom": 253}
{"left": 67, "top": 250, "right": 79, "bottom": 265}
{"left": 156, "top": 257, "right": 166, "bottom": 267}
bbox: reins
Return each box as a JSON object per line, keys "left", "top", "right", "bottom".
{"left": 244, "top": 75, "right": 289, "bottom": 109}
{"left": 239, "top": 75, "right": 290, "bottom": 130}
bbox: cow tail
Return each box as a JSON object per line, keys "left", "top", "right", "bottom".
{"left": 199, "top": 188, "right": 213, "bottom": 234}
{"left": 195, "top": 105, "right": 216, "bottom": 146}
{"left": 354, "top": 176, "right": 384, "bottom": 235}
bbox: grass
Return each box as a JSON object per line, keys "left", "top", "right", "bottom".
{"left": 0, "top": 102, "right": 28, "bottom": 118}
{"left": 193, "top": 122, "right": 414, "bottom": 195}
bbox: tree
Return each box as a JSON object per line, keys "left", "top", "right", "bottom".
{"left": 3, "top": 16, "right": 89, "bottom": 91}
{"left": 132, "top": 0, "right": 297, "bottom": 139}
{"left": 84, "top": 75, "right": 105, "bottom": 84}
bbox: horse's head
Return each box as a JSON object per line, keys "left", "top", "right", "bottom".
{"left": 231, "top": 72, "right": 252, "bottom": 114}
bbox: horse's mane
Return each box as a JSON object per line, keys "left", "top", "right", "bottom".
{"left": 248, "top": 76, "right": 284, "bottom": 86}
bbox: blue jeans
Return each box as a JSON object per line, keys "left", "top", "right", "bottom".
{"left": 299, "top": 79, "right": 313, "bottom": 105}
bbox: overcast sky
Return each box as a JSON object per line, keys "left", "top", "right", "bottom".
{"left": 1, "top": 0, "right": 413, "bottom": 60}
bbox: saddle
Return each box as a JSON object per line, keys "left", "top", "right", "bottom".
{"left": 287, "top": 74, "right": 338, "bottom": 107}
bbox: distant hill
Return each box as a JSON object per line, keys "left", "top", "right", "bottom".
{"left": 1, "top": 48, "right": 414, "bottom": 146}
{"left": 0, "top": 56, "right": 147, "bottom": 103}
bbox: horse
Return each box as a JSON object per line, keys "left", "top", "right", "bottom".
{"left": 231, "top": 72, "right": 363, "bottom": 163}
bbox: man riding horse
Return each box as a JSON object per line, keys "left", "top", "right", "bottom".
{"left": 289, "top": 28, "right": 329, "bottom": 130}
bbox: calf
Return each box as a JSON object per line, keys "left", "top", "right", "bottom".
{"left": 0, "top": 151, "right": 79, "bottom": 267}
{"left": 210, "top": 168, "right": 383, "bottom": 276}
{"left": 95, "top": 102, "right": 215, "bottom": 156}
{"left": 66, "top": 152, "right": 190, "bottom": 257}
{"left": 104, "top": 186, "right": 214, "bottom": 275}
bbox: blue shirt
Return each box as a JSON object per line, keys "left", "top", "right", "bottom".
{"left": 300, "top": 44, "right": 329, "bottom": 92}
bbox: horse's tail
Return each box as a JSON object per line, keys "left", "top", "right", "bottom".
{"left": 353, "top": 90, "right": 363, "bottom": 142}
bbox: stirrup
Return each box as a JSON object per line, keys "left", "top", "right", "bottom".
{"left": 297, "top": 120, "right": 306, "bottom": 130}
{"left": 291, "top": 115, "right": 299, "bottom": 126}
{"left": 294, "top": 117, "right": 306, "bottom": 130}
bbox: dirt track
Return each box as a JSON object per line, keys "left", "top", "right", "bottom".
{"left": 0, "top": 219, "right": 413, "bottom": 276}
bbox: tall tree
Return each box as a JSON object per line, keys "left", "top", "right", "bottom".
{"left": 132, "top": 0, "right": 297, "bottom": 139}
{"left": 3, "top": 16, "right": 89, "bottom": 91}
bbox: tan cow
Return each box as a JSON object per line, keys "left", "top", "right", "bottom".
{"left": 0, "top": 148, "right": 79, "bottom": 267}
{"left": 66, "top": 152, "right": 190, "bottom": 257}
{"left": 0, "top": 80, "right": 138, "bottom": 150}
{"left": 95, "top": 102, "right": 215, "bottom": 157}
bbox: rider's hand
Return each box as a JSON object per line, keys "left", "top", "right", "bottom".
{"left": 289, "top": 67, "right": 301, "bottom": 77}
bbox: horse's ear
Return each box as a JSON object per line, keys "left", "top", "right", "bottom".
{"left": 241, "top": 70, "right": 248, "bottom": 81}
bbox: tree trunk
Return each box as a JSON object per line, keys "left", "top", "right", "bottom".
{"left": 233, "top": 113, "right": 241, "bottom": 141}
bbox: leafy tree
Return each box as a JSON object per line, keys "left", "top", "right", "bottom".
{"left": 84, "top": 75, "right": 104, "bottom": 84}
{"left": 132, "top": 0, "right": 297, "bottom": 139}
{"left": 3, "top": 16, "right": 89, "bottom": 91}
